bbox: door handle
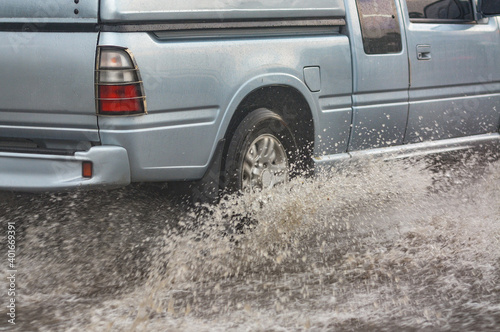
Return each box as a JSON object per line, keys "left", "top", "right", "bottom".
{"left": 417, "top": 45, "right": 431, "bottom": 60}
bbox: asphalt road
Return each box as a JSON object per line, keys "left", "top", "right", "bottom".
{"left": 0, "top": 145, "right": 499, "bottom": 331}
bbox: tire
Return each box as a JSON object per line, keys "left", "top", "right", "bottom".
{"left": 223, "top": 108, "right": 298, "bottom": 193}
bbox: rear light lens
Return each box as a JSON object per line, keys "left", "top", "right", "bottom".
{"left": 96, "top": 47, "right": 147, "bottom": 116}
{"left": 82, "top": 161, "right": 93, "bottom": 178}
{"left": 100, "top": 49, "right": 134, "bottom": 69}
{"left": 99, "top": 85, "right": 143, "bottom": 113}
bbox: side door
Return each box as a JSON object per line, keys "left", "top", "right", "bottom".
{"left": 401, "top": 0, "right": 500, "bottom": 143}
{"left": 346, "top": 0, "right": 410, "bottom": 151}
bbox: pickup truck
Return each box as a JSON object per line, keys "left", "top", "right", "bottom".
{"left": 1, "top": 0, "right": 499, "bottom": 196}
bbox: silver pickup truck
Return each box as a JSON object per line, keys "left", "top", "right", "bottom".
{"left": 1, "top": 0, "right": 499, "bottom": 195}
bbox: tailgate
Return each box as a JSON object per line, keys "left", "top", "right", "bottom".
{"left": 0, "top": 1, "right": 100, "bottom": 143}
{"left": 0, "top": 1, "right": 98, "bottom": 24}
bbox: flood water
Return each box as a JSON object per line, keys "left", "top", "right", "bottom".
{"left": 1, "top": 147, "right": 499, "bottom": 331}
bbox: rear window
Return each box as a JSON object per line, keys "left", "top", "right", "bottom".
{"left": 356, "top": 0, "right": 403, "bottom": 54}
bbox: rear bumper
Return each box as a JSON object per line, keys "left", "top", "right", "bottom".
{"left": 0, "top": 146, "right": 130, "bottom": 192}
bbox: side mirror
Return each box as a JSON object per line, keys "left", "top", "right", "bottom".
{"left": 478, "top": 0, "right": 500, "bottom": 16}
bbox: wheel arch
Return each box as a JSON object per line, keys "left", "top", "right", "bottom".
{"left": 216, "top": 74, "right": 318, "bottom": 171}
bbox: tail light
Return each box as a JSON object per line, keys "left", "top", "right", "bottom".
{"left": 95, "top": 46, "right": 147, "bottom": 116}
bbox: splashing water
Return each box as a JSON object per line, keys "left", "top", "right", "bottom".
{"left": 1, "top": 151, "right": 499, "bottom": 331}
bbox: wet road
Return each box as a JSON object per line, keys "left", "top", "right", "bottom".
{"left": 1, "top": 146, "right": 499, "bottom": 331}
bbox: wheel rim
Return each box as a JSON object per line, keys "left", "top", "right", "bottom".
{"left": 241, "top": 134, "right": 288, "bottom": 191}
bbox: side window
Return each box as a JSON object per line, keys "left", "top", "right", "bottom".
{"left": 356, "top": 0, "right": 403, "bottom": 54}
{"left": 406, "top": 0, "right": 474, "bottom": 22}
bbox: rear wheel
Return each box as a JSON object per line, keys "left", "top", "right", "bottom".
{"left": 223, "top": 108, "right": 297, "bottom": 193}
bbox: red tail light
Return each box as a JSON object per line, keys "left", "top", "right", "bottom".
{"left": 95, "top": 47, "right": 147, "bottom": 116}
{"left": 99, "top": 85, "right": 143, "bottom": 113}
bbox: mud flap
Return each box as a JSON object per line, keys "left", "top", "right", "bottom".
{"left": 168, "top": 138, "right": 225, "bottom": 204}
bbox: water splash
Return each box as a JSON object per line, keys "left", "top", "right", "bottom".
{"left": 1, "top": 152, "right": 499, "bottom": 331}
